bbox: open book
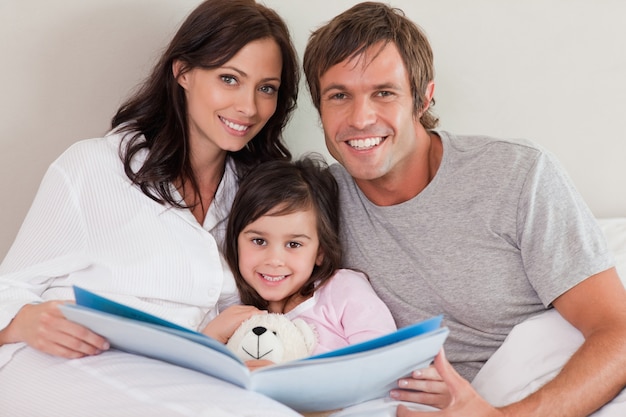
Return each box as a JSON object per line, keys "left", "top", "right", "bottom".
{"left": 59, "top": 286, "right": 449, "bottom": 413}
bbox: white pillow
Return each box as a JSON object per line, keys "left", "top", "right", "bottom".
{"left": 471, "top": 218, "right": 626, "bottom": 415}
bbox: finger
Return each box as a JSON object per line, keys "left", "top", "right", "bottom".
{"left": 431, "top": 349, "right": 474, "bottom": 401}
{"left": 396, "top": 404, "right": 439, "bottom": 417}
{"left": 29, "top": 327, "right": 102, "bottom": 359}
{"left": 412, "top": 364, "right": 443, "bottom": 381}
{"left": 391, "top": 390, "right": 449, "bottom": 409}
{"left": 245, "top": 359, "right": 274, "bottom": 371}
{"left": 56, "top": 321, "right": 110, "bottom": 353}
{"left": 38, "top": 307, "right": 110, "bottom": 355}
{"left": 53, "top": 302, "right": 110, "bottom": 351}
{"left": 396, "top": 377, "right": 447, "bottom": 395}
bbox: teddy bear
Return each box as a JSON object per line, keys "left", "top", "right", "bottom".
{"left": 226, "top": 313, "right": 317, "bottom": 364}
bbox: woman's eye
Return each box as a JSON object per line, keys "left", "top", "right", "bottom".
{"left": 287, "top": 242, "right": 302, "bottom": 249}
{"left": 259, "top": 85, "right": 278, "bottom": 95}
{"left": 221, "top": 75, "right": 237, "bottom": 85}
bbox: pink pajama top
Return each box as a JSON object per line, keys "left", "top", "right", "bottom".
{"left": 285, "top": 268, "right": 397, "bottom": 355}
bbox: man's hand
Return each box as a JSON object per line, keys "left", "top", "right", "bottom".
{"left": 0, "top": 300, "right": 109, "bottom": 358}
{"left": 390, "top": 353, "right": 451, "bottom": 409}
{"left": 396, "top": 350, "right": 504, "bottom": 417}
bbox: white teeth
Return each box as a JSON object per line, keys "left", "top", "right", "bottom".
{"left": 348, "top": 137, "right": 382, "bottom": 150}
{"left": 220, "top": 117, "right": 249, "bottom": 132}
{"left": 262, "top": 274, "right": 286, "bottom": 282}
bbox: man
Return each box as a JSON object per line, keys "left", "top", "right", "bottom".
{"left": 303, "top": 2, "right": 626, "bottom": 416}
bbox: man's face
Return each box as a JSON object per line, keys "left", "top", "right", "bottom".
{"left": 318, "top": 42, "right": 420, "bottom": 185}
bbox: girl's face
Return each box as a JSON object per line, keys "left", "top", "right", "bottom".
{"left": 175, "top": 38, "right": 282, "bottom": 160}
{"left": 237, "top": 207, "right": 324, "bottom": 314}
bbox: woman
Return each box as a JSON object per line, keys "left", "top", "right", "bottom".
{"left": 0, "top": 1, "right": 301, "bottom": 415}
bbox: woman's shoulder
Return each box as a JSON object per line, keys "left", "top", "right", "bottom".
{"left": 57, "top": 132, "right": 119, "bottom": 159}
{"left": 51, "top": 131, "right": 131, "bottom": 175}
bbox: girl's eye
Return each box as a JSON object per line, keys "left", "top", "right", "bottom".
{"left": 221, "top": 75, "right": 238, "bottom": 85}
{"left": 251, "top": 238, "right": 266, "bottom": 246}
{"left": 287, "top": 242, "right": 302, "bottom": 249}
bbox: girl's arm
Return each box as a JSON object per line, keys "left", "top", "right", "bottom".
{"left": 201, "top": 305, "right": 265, "bottom": 343}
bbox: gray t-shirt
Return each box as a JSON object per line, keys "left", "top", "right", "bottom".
{"left": 331, "top": 131, "right": 613, "bottom": 381}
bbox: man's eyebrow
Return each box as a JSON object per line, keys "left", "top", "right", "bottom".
{"left": 321, "top": 82, "right": 401, "bottom": 97}
{"left": 320, "top": 83, "right": 346, "bottom": 96}
{"left": 373, "top": 82, "right": 401, "bottom": 91}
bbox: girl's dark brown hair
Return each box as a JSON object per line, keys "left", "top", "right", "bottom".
{"left": 225, "top": 155, "right": 342, "bottom": 310}
{"left": 303, "top": 1, "right": 438, "bottom": 129}
{"left": 111, "top": 0, "right": 298, "bottom": 207}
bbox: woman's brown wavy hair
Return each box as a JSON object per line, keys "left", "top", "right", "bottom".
{"left": 111, "top": 0, "right": 298, "bottom": 207}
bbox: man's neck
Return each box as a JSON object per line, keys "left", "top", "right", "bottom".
{"left": 355, "top": 131, "right": 443, "bottom": 206}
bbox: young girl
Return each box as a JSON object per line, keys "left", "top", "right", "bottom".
{"left": 205, "top": 156, "right": 397, "bottom": 354}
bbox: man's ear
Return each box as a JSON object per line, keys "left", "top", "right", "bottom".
{"left": 422, "top": 81, "right": 435, "bottom": 112}
{"left": 172, "top": 59, "right": 189, "bottom": 89}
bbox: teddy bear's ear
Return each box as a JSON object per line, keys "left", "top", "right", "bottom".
{"left": 292, "top": 318, "right": 317, "bottom": 355}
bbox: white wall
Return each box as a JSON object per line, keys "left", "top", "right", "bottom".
{"left": 2, "top": 0, "right": 625, "bottom": 260}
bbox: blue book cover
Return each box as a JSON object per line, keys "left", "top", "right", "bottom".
{"left": 61, "top": 286, "right": 449, "bottom": 413}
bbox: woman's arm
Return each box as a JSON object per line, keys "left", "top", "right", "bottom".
{"left": 0, "top": 301, "right": 109, "bottom": 357}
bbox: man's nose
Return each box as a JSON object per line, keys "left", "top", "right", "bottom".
{"left": 348, "top": 96, "right": 376, "bottom": 130}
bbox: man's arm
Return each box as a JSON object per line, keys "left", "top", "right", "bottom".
{"left": 513, "top": 267, "right": 626, "bottom": 416}
{"left": 397, "top": 267, "right": 626, "bottom": 417}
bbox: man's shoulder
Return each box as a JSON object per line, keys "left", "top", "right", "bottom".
{"left": 329, "top": 162, "right": 350, "bottom": 180}
{"left": 439, "top": 130, "right": 544, "bottom": 156}
{"left": 329, "top": 162, "right": 358, "bottom": 188}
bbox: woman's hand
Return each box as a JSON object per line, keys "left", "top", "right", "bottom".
{"left": 390, "top": 350, "right": 452, "bottom": 409}
{"left": 0, "top": 300, "right": 110, "bottom": 358}
{"left": 201, "top": 305, "right": 266, "bottom": 343}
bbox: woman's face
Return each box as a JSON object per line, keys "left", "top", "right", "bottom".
{"left": 175, "top": 38, "right": 283, "bottom": 160}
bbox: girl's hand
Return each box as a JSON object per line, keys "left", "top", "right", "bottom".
{"left": 390, "top": 350, "right": 452, "bottom": 409}
{"left": 0, "top": 300, "right": 110, "bottom": 358}
{"left": 201, "top": 305, "right": 266, "bottom": 343}
{"left": 245, "top": 359, "right": 275, "bottom": 371}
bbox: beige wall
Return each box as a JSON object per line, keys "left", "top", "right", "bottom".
{"left": 2, "top": 0, "right": 625, "bottom": 260}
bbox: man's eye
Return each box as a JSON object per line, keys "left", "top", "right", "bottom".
{"left": 377, "top": 90, "right": 393, "bottom": 97}
{"left": 329, "top": 92, "right": 346, "bottom": 100}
